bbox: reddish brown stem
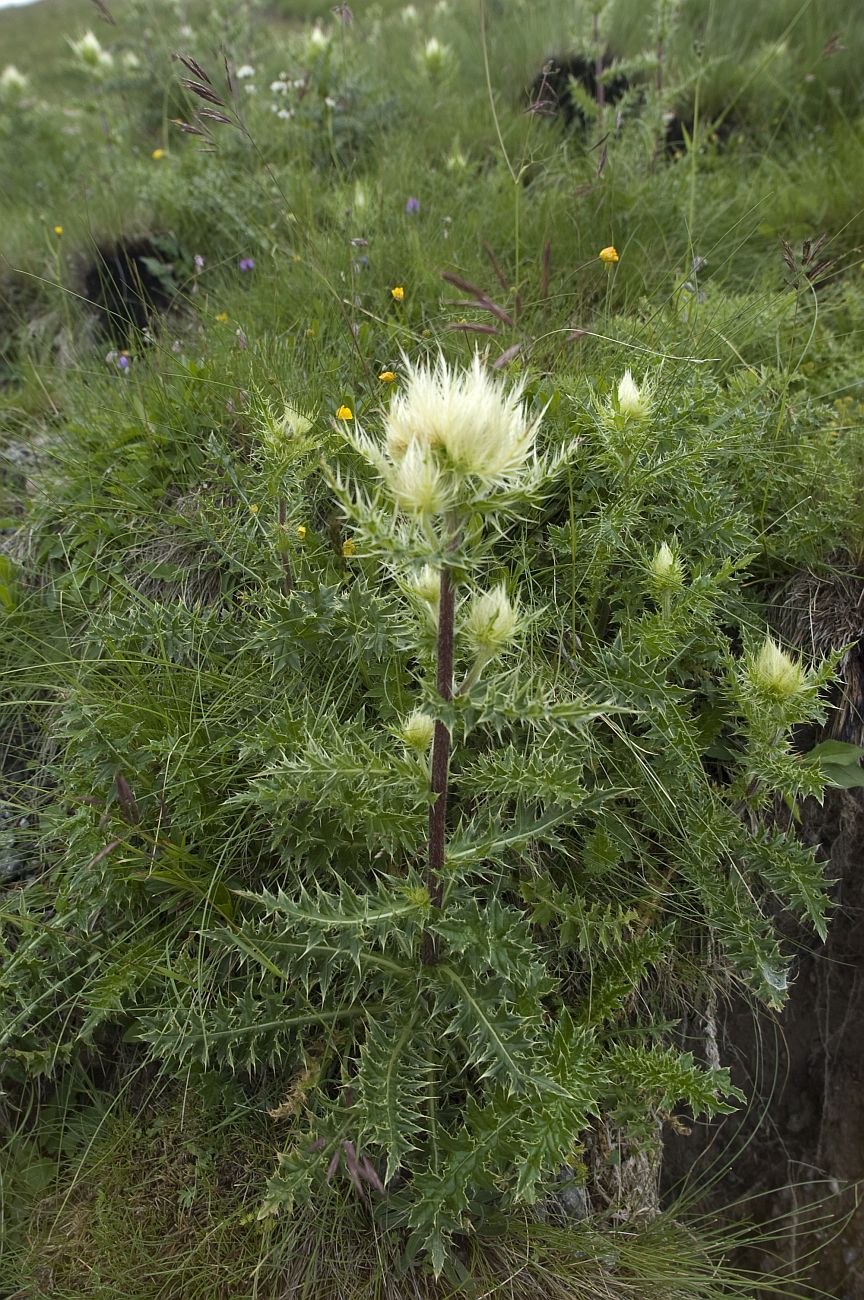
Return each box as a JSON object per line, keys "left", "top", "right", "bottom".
{"left": 421, "top": 564, "right": 455, "bottom": 966}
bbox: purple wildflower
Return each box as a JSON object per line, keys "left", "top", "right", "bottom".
{"left": 404, "top": 196, "right": 420, "bottom": 215}
{"left": 239, "top": 257, "right": 255, "bottom": 272}
{"left": 117, "top": 355, "right": 130, "bottom": 372}
{"left": 194, "top": 254, "right": 205, "bottom": 270}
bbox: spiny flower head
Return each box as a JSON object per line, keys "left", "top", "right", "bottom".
{"left": 400, "top": 709, "right": 436, "bottom": 753}
{"left": 617, "top": 369, "right": 650, "bottom": 419}
{"left": 419, "top": 37, "right": 452, "bottom": 76}
{"left": 648, "top": 540, "right": 684, "bottom": 594}
{"left": 749, "top": 637, "right": 807, "bottom": 701}
{"left": 0, "top": 65, "right": 28, "bottom": 97}
{"left": 388, "top": 440, "right": 454, "bottom": 516}
{"left": 383, "top": 352, "right": 537, "bottom": 485}
{"left": 464, "top": 584, "right": 519, "bottom": 659}
{"left": 70, "top": 30, "right": 113, "bottom": 70}
{"left": 408, "top": 564, "right": 441, "bottom": 606}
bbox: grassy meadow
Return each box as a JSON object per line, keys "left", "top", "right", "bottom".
{"left": 1, "top": 0, "right": 864, "bottom": 1296}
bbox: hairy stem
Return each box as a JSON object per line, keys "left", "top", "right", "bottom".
{"left": 422, "top": 563, "right": 455, "bottom": 966}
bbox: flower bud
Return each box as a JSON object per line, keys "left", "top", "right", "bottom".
{"left": 464, "top": 585, "right": 519, "bottom": 659}
{"left": 648, "top": 541, "right": 684, "bottom": 590}
{"left": 388, "top": 441, "right": 452, "bottom": 516}
{"left": 408, "top": 564, "right": 441, "bottom": 606}
{"left": 749, "top": 637, "right": 806, "bottom": 701}
{"left": 0, "top": 65, "right": 28, "bottom": 98}
{"left": 617, "top": 369, "right": 650, "bottom": 420}
{"left": 70, "top": 30, "right": 114, "bottom": 70}
{"left": 400, "top": 710, "right": 436, "bottom": 753}
{"left": 419, "top": 36, "right": 453, "bottom": 77}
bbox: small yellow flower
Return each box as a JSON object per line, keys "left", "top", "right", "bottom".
{"left": 296, "top": 525, "right": 307, "bottom": 540}
{"left": 249, "top": 503, "right": 259, "bottom": 515}
{"left": 599, "top": 245, "right": 619, "bottom": 264}
{"left": 336, "top": 404, "right": 353, "bottom": 420}
{"left": 53, "top": 225, "right": 63, "bottom": 236}
{"left": 215, "top": 312, "right": 229, "bottom": 322}
{"left": 342, "top": 538, "right": 356, "bottom": 557}
{"left": 151, "top": 148, "right": 166, "bottom": 160}
{"left": 378, "top": 370, "right": 396, "bottom": 383}
{"left": 390, "top": 286, "right": 405, "bottom": 302}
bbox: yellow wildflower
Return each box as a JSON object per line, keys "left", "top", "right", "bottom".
{"left": 378, "top": 370, "right": 396, "bottom": 383}
{"left": 390, "top": 286, "right": 404, "bottom": 302}
{"left": 249, "top": 503, "right": 259, "bottom": 515}
{"left": 296, "top": 525, "right": 307, "bottom": 540}
{"left": 336, "top": 404, "right": 353, "bottom": 420}
{"left": 151, "top": 148, "right": 166, "bottom": 160}
{"left": 342, "top": 538, "right": 356, "bottom": 557}
{"left": 53, "top": 225, "right": 63, "bottom": 236}
{"left": 599, "top": 245, "right": 619, "bottom": 264}
{"left": 215, "top": 312, "right": 229, "bottom": 322}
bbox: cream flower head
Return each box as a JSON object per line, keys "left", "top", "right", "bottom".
{"left": 749, "top": 637, "right": 806, "bottom": 701}
{"left": 464, "top": 585, "right": 519, "bottom": 659}
{"left": 388, "top": 440, "right": 454, "bottom": 517}
{"left": 70, "top": 30, "right": 114, "bottom": 69}
{"left": 383, "top": 352, "right": 537, "bottom": 485}
{"left": 400, "top": 709, "right": 436, "bottom": 753}
{"left": 648, "top": 541, "right": 683, "bottom": 588}
{"left": 0, "top": 65, "right": 29, "bottom": 96}
{"left": 617, "top": 369, "right": 651, "bottom": 420}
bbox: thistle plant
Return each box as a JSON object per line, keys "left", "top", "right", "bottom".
{"left": 343, "top": 354, "right": 542, "bottom": 965}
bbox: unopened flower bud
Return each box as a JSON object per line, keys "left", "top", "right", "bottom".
{"left": 749, "top": 637, "right": 806, "bottom": 700}
{"left": 648, "top": 541, "right": 684, "bottom": 589}
{"left": 0, "top": 65, "right": 29, "bottom": 97}
{"left": 401, "top": 709, "right": 436, "bottom": 753}
{"left": 617, "top": 369, "right": 650, "bottom": 420}
{"left": 464, "top": 584, "right": 519, "bottom": 659}
{"left": 408, "top": 564, "right": 441, "bottom": 606}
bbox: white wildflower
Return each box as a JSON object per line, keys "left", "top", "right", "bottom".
{"left": 236, "top": 64, "right": 256, "bottom": 79}
{"left": 420, "top": 36, "right": 453, "bottom": 76}
{"left": 270, "top": 79, "right": 289, "bottom": 93}
{"left": 464, "top": 585, "right": 519, "bottom": 660}
{"left": 308, "top": 23, "right": 330, "bottom": 49}
{"left": 409, "top": 564, "right": 441, "bottom": 606}
{"left": 384, "top": 352, "right": 537, "bottom": 485}
{"left": 648, "top": 541, "right": 683, "bottom": 588}
{"left": 0, "top": 65, "right": 29, "bottom": 97}
{"left": 70, "top": 30, "right": 114, "bottom": 70}
{"left": 749, "top": 637, "right": 806, "bottom": 701}
{"left": 121, "top": 51, "right": 141, "bottom": 70}
{"left": 388, "top": 440, "right": 453, "bottom": 517}
{"left": 400, "top": 709, "right": 436, "bottom": 753}
{"left": 617, "top": 369, "right": 650, "bottom": 419}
